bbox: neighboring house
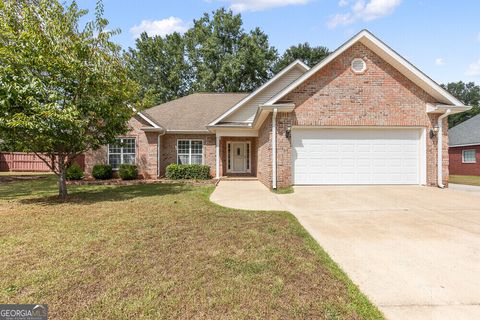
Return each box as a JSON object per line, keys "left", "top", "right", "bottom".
{"left": 85, "top": 30, "right": 471, "bottom": 188}
{"left": 449, "top": 114, "right": 480, "bottom": 176}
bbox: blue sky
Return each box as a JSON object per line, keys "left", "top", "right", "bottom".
{"left": 80, "top": 0, "right": 480, "bottom": 84}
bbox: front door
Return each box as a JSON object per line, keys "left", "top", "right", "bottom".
{"left": 232, "top": 142, "right": 246, "bottom": 173}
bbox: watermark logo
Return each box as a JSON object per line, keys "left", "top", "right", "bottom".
{"left": 0, "top": 304, "right": 48, "bottom": 320}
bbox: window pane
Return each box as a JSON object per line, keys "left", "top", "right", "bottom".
{"left": 122, "top": 138, "right": 135, "bottom": 153}
{"left": 464, "top": 150, "right": 476, "bottom": 163}
{"left": 109, "top": 154, "right": 121, "bottom": 169}
{"left": 123, "top": 153, "right": 135, "bottom": 164}
{"left": 109, "top": 138, "right": 122, "bottom": 154}
{"left": 191, "top": 140, "right": 203, "bottom": 154}
{"left": 191, "top": 155, "right": 202, "bottom": 165}
{"left": 178, "top": 140, "right": 190, "bottom": 154}
{"left": 178, "top": 155, "right": 189, "bottom": 164}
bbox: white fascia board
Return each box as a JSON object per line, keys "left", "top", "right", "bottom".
{"left": 426, "top": 103, "right": 471, "bottom": 114}
{"left": 166, "top": 129, "right": 210, "bottom": 134}
{"left": 449, "top": 142, "right": 480, "bottom": 147}
{"left": 208, "top": 60, "right": 309, "bottom": 126}
{"left": 264, "top": 30, "right": 465, "bottom": 107}
{"left": 137, "top": 111, "right": 162, "bottom": 129}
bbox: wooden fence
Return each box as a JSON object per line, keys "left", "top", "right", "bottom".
{"left": 0, "top": 152, "right": 85, "bottom": 172}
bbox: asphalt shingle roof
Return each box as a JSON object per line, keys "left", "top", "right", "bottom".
{"left": 449, "top": 114, "right": 480, "bottom": 146}
{"left": 142, "top": 93, "right": 249, "bottom": 131}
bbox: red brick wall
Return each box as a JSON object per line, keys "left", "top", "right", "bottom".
{"left": 449, "top": 145, "right": 480, "bottom": 176}
{"left": 159, "top": 134, "right": 216, "bottom": 177}
{"left": 271, "top": 41, "right": 449, "bottom": 187}
{"left": 257, "top": 114, "right": 272, "bottom": 187}
{"left": 84, "top": 115, "right": 159, "bottom": 179}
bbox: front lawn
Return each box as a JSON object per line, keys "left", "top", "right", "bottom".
{"left": 450, "top": 175, "right": 480, "bottom": 186}
{"left": 0, "top": 176, "right": 382, "bottom": 319}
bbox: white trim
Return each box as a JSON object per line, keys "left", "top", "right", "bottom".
{"left": 462, "top": 149, "right": 477, "bottom": 164}
{"left": 107, "top": 137, "right": 137, "bottom": 170}
{"left": 264, "top": 30, "right": 465, "bottom": 107}
{"left": 208, "top": 60, "right": 309, "bottom": 126}
{"left": 272, "top": 108, "right": 278, "bottom": 189}
{"left": 215, "top": 129, "right": 258, "bottom": 137}
{"left": 450, "top": 142, "right": 480, "bottom": 148}
{"left": 226, "top": 141, "right": 251, "bottom": 174}
{"left": 215, "top": 136, "right": 220, "bottom": 179}
{"left": 167, "top": 130, "right": 210, "bottom": 134}
{"left": 176, "top": 139, "right": 204, "bottom": 165}
{"left": 351, "top": 58, "right": 367, "bottom": 73}
{"left": 292, "top": 125, "right": 426, "bottom": 129}
{"left": 137, "top": 111, "right": 162, "bottom": 128}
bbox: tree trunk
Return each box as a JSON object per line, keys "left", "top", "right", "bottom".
{"left": 58, "top": 158, "right": 68, "bottom": 199}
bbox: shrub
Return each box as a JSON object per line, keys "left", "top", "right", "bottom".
{"left": 66, "top": 163, "right": 84, "bottom": 180}
{"left": 166, "top": 164, "right": 211, "bottom": 180}
{"left": 92, "top": 164, "right": 113, "bottom": 180}
{"left": 119, "top": 164, "right": 138, "bottom": 180}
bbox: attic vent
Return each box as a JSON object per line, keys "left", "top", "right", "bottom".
{"left": 351, "top": 58, "right": 366, "bottom": 73}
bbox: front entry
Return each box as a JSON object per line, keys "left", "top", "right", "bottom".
{"left": 227, "top": 141, "right": 251, "bottom": 174}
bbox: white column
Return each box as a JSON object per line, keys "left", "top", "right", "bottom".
{"left": 272, "top": 108, "right": 278, "bottom": 189}
{"left": 215, "top": 135, "right": 220, "bottom": 179}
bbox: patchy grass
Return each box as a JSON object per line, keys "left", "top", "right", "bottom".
{"left": 450, "top": 175, "right": 480, "bottom": 186}
{"left": 272, "top": 186, "right": 295, "bottom": 194}
{"left": 0, "top": 176, "right": 383, "bottom": 319}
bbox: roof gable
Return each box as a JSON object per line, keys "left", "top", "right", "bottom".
{"left": 264, "top": 30, "right": 464, "bottom": 108}
{"left": 209, "top": 60, "right": 309, "bottom": 125}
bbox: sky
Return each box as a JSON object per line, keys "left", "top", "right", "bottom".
{"left": 79, "top": 0, "right": 480, "bottom": 85}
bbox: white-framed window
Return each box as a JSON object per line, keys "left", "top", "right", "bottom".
{"left": 177, "top": 139, "right": 203, "bottom": 165}
{"left": 462, "top": 149, "right": 476, "bottom": 163}
{"left": 108, "top": 138, "right": 136, "bottom": 169}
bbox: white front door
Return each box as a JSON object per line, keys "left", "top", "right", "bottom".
{"left": 232, "top": 142, "right": 246, "bottom": 173}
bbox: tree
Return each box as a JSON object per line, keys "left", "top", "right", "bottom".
{"left": 441, "top": 81, "right": 480, "bottom": 127}
{"left": 126, "top": 32, "right": 190, "bottom": 107}
{"left": 273, "top": 43, "right": 330, "bottom": 73}
{"left": 0, "top": 0, "right": 137, "bottom": 198}
{"left": 184, "top": 8, "right": 278, "bottom": 92}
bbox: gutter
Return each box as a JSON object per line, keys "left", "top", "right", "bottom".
{"left": 437, "top": 109, "right": 451, "bottom": 188}
{"left": 272, "top": 108, "right": 278, "bottom": 189}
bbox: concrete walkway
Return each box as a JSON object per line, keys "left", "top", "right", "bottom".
{"left": 449, "top": 183, "right": 480, "bottom": 192}
{"left": 211, "top": 181, "right": 480, "bottom": 320}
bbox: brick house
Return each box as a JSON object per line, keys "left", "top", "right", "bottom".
{"left": 85, "top": 30, "right": 471, "bottom": 188}
{"left": 449, "top": 114, "right": 480, "bottom": 176}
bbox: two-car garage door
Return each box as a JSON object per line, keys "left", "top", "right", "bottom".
{"left": 292, "top": 128, "right": 423, "bottom": 185}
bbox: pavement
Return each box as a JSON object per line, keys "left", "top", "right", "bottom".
{"left": 210, "top": 181, "right": 480, "bottom": 320}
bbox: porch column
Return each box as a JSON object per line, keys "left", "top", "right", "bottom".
{"left": 215, "top": 135, "right": 220, "bottom": 179}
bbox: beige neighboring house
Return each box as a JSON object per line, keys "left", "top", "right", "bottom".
{"left": 85, "top": 30, "right": 471, "bottom": 189}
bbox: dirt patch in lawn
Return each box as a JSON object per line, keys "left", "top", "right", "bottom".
{"left": 0, "top": 176, "right": 382, "bottom": 319}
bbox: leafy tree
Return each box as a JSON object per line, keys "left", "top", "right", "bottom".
{"left": 0, "top": 0, "right": 137, "bottom": 198}
{"left": 126, "top": 32, "right": 190, "bottom": 107}
{"left": 273, "top": 43, "right": 330, "bottom": 73}
{"left": 441, "top": 81, "right": 480, "bottom": 127}
{"left": 184, "top": 8, "right": 278, "bottom": 92}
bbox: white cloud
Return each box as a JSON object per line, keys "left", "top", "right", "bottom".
{"left": 211, "top": 0, "right": 311, "bottom": 12}
{"left": 338, "top": 0, "right": 350, "bottom": 7}
{"left": 130, "top": 17, "right": 189, "bottom": 38}
{"left": 328, "top": 0, "right": 402, "bottom": 28}
{"left": 435, "top": 58, "right": 445, "bottom": 66}
{"left": 477, "top": 32, "right": 480, "bottom": 42}
{"left": 466, "top": 59, "right": 480, "bottom": 77}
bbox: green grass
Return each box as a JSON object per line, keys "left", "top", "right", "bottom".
{"left": 450, "top": 175, "right": 480, "bottom": 186}
{"left": 0, "top": 175, "right": 383, "bottom": 319}
{"left": 272, "top": 186, "right": 294, "bottom": 194}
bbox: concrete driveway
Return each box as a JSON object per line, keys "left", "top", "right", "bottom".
{"left": 211, "top": 181, "right": 480, "bottom": 320}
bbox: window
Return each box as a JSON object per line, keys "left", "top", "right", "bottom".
{"left": 351, "top": 58, "right": 366, "bottom": 73}
{"left": 462, "top": 149, "right": 476, "bottom": 163}
{"left": 177, "top": 140, "right": 203, "bottom": 165}
{"left": 108, "top": 138, "right": 136, "bottom": 169}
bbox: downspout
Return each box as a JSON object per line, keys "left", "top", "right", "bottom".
{"left": 157, "top": 130, "right": 166, "bottom": 178}
{"left": 215, "top": 135, "right": 220, "bottom": 179}
{"left": 437, "top": 109, "right": 451, "bottom": 188}
{"left": 272, "top": 108, "right": 278, "bottom": 189}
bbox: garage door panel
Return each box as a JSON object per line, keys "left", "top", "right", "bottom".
{"left": 292, "top": 128, "right": 420, "bottom": 185}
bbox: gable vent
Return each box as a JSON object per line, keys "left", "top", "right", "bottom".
{"left": 351, "top": 58, "right": 366, "bottom": 73}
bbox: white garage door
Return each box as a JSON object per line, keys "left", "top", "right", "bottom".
{"left": 292, "top": 128, "right": 421, "bottom": 185}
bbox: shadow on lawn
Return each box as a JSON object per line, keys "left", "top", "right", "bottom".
{"left": 13, "top": 182, "right": 194, "bottom": 206}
